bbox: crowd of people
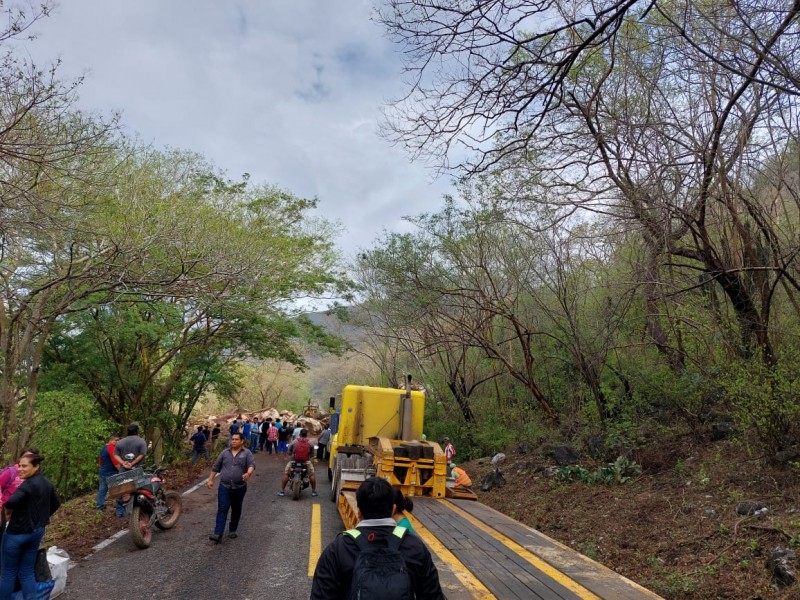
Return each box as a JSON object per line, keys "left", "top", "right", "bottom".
{"left": 24, "top": 418, "right": 465, "bottom": 600}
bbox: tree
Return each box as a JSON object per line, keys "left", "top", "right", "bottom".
{"left": 40, "top": 153, "right": 348, "bottom": 456}
{"left": 378, "top": 0, "right": 800, "bottom": 365}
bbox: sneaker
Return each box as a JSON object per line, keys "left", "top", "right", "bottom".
{"left": 228, "top": 532, "right": 238, "bottom": 539}
{"left": 209, "top": 534, "right": 221, "bottom": 543}
{"left": 311, "top": 491, "right": 318, "bottom": 497}
{"left": 277, "top": 491, "right": 285, "bottom": 497}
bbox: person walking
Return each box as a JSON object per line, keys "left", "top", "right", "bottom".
{"left": 206, "top": 433, "right": 255, "bottom": 543}
{"left": 95, "top": 434, "right": 120, "bottom": 510}
{"left": 265, "top": 420, "right": 279, "bottom": 455}
{"left": 277, "top": 420, "right": 290, "bottom": 455}
{"left": 0, "top": 450, "right": 61, "bottom": 600}
{"left": 249, "top": 418, "right": 260, "bottom": 453}
{"left": 316, "top": 425, "right": 331, "bottom": 462}
{"left": 443, "top": 437, "right": 457, "bottom": 462}
{"left": 310, "top": 477, "right": 443, "bottom": 599}
{"left": 190, "top": 425, "right": 209, "bottom": 465}
{"left": 113, "top": 423, "right": 147, "bottom": 518}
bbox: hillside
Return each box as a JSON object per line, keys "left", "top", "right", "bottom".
{"left": 469, "top": 433, "right": 799, "bottom": 599}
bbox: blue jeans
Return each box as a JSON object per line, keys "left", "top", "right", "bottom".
{"left": 250, "top": 433, "right": 259, "bottom": 450}
{"left": 96, "top": 469, "right": 116, "bottom": 509}
{"left": 214, "top": 483, "right": 247, "bottom": 536}
{"left": 192, "top": 448, "right": 209, "bottom": 464}
{"left": 0, "top": 527, "right": 45, "bottom": 600}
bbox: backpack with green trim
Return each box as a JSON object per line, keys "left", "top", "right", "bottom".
{"left": 344, "top": 526, "right": 413, "bottom": 600}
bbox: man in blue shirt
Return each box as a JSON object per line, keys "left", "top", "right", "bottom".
{"left": 207, "top": 433, "right": 255, "bottom": 543}
{"left": 190, "top": 426, "right": 208, "bottom": 464}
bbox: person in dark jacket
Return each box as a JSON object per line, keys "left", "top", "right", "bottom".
{"left": 0, "top": 451, "right": 61, "bottom": 600}
{"left": 310, "top": 477, "right": 444, "bottom": 599}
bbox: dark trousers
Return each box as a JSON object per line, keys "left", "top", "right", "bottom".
{"left": 214, "top": 484, "right": 247, "bottom": 536}
{"left": 316, "top": 444, "right": 329, "bottom": 461}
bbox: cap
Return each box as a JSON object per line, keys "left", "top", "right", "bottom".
{"left": 443, "top": 436, "right": 450, "bottom": 441}
{"left": 449, "top": 462, "right": 456, "bottom": 469}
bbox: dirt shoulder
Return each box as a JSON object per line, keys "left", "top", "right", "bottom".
{"left": 468, "top": 435, "right": 799, "bottom": 600}
{"left": 44, "top": 462, "right": 208, "bottom": 560}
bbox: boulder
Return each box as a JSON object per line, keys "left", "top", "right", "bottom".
{"left": 768, "top": 547, "right": 796, "bottom": 587}
{"left": 711, "top": 419, "right": 736, "bottom": 441}
{"left": 516, "top": 441, "right": 534, "bottom": 455}
{"left": 736, "top": 501, "right": 767, "bottom": 516}
{"left": 480, "top": 469, "right": 506, "bottom": 492}
{"left": 552, "top": 445, "right": 580, "bottom": 466}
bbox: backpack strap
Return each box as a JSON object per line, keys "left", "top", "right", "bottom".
{"left": 387, "top": 525, "right": 407, "bottom": 550}
{"left": 343, "top": 528, "right": 370, "bottom": 551}
{"left": 343, "top": 527, "right": 407, "bottom": 551}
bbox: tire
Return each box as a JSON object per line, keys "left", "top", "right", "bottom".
{"left": 329, "top": 456, "right": 340, "bottom": 502}
{"left": 129, "top": 504, "right": 152, "bottom": 549}
{"left": 154, "top": 490, "right": 182, "bottom": 530}
{"left": 291, "top": 477, "right": 301, "bottom": 500}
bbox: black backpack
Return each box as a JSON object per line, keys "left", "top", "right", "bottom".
{"left": 344, "top": 526, "right": 413, "bottom": 600}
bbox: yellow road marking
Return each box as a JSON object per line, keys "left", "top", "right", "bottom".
{"left": 308, "top": 503, "right": 321, "bottom": 577}
{"left": 407, "top": 512, "right": 495, "bottom": 599}
{"left": 442, "top": 501, "right": 602, "bottom": 600}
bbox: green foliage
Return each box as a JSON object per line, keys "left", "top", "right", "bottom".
{"left": 31, "top": 391, "right": 117, "bottom": 499}
{"left": 556, "top": 456, "right": 642, "bottom": 485}
{"left": 718, "top": 349, "right": 800, "bottom": 454}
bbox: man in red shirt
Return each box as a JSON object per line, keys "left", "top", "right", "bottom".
{"left": 277, "top": 429, "right": 317, "bottom": 497}
{"left": 95, "top": 434, "right": 120, "bottom": 510}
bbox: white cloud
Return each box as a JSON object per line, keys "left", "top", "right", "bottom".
{"left": 23, "top": 0, "right": 452, "bottom": 259}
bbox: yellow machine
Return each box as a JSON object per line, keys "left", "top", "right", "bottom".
{"left": 327, "top": 377, "right": 474, "bottom": 528}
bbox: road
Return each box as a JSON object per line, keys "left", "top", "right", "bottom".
{"left": 60, "top": 450, "right": 340, "bottom": 600}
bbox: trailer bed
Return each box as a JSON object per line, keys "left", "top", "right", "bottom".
{"left": 406, "top": 497, "right": 663, "bottom": 600}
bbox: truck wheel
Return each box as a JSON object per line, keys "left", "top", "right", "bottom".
{"left": 330, "top": 457, "right": 341, "bottom": 502}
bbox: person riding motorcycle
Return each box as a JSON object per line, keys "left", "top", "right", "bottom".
{"left": 277, "top": 429, "right": 317, "bottom": 497}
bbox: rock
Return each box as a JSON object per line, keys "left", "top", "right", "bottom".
{"left": 736, "top": 501, "right": 767, "bottom": 516}
{"left": 480, "top": 469, "right": 506, "bottom": 492}
{"left": 711, "top": 420, "right": 736, "bottom": 441}
{"left": 516, "top": 441, "right": 534, "bottom": 455}
{"left": 768, "top": 547, "right": 796, "bottom": 587}
{"left": 552, "top": 445, "right": 580, "bottom": 466}
{"left": 491, "top": 453, "right": 506, "bottom": 467}
{"left": 704, "top": 508, "right": 717, "bottom": 517}
{"left": 773, "top": 447, "right": 800, "bottom": 466}
{"left": 543, "top": 466, "right": 561, "bottom": 478}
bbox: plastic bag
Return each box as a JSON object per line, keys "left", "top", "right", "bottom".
{"left": 46, "top": 546, "right": 70, "bottom": 598}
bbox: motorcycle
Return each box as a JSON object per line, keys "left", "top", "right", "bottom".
{"left": 109, "top": 462, "right": 182, "bottom": 549}
{"left": 289, "top": 460, "right": 310, "bottom": 500}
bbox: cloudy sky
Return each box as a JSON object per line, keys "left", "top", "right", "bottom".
{"left": 22, "top": 1, "right": 454, "bottom": 260}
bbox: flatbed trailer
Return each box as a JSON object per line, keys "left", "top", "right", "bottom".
{"left": 338, "top": 491, "right": 663, "bottom": 600}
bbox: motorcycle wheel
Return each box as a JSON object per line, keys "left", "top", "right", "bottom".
{"left": 291, "top": 477, "right": 301, "bottom": 500}
{"left": 129, "top": 505, "right": 152, "bottom": 549}
{"left": 155, "top": 490, "right": 182, "bottom": 530}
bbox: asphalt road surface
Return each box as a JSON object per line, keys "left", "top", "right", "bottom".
{"left": 60, "top": 449, "right": 341, "bottom": 600}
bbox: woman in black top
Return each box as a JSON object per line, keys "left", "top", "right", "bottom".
{"left": 0, "top": 452, "right": 61, "bottom": 600}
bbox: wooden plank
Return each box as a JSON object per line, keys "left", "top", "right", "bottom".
{"left": 414, "top": 498, "right": 584, "bottom": 599}
{"left": 450, "top": 500, "right": 664, "bottom": 600}
{"left": 414, "top": 499, "right": 529, "bottom": 598}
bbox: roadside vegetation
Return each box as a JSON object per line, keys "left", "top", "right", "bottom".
{"left": 2, "top": 1, "right": 800, "bottom": 597}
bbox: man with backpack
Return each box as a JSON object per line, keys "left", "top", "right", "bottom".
{"left": 310, "top": 477, "right": 444, "bottom": 599}
{"left": 277, "top": 429, "right": 317, "bottom": 497}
